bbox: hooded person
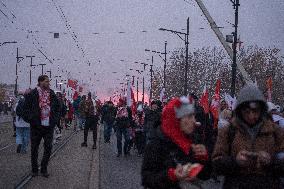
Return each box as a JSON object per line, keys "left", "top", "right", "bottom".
{"left": 212, "top": 84, "right": 284, "bottom": 189}
{"left": 141, "top": 96, "right": 211, "bottom": 189}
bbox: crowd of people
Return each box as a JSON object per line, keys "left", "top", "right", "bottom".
{"left": 7, "top": 74, "right": 284, "bottom": 188}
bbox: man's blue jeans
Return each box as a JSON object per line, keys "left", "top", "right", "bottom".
{"left": 116, "top": 127, "right": 130, "bottom": 155}
{"left": 79, "top": 117, "right": 86, "bottom": 129}
{"left": 16, "top": 127, "right": 30, "bottom": 152}
{"left": 103, "top": 121, "right": 113, "bottom": 142}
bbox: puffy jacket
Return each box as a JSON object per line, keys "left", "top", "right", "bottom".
{"left": 212, "top": 84, "right": 284, "bottom": 189}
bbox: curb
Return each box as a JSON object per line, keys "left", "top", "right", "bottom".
{"left": 88, "top": 123, "right": 101, "bottom": 189}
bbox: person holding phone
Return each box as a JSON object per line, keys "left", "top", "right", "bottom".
{"left": 141, "top": 96, "right": 211, "bottom": 189}
{"left": 212, "top": 84, "right": 284, "bottom": 189}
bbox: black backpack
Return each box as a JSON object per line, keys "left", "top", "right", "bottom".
{"left": 16, "top": 97, "right": 25, "bottom": 118}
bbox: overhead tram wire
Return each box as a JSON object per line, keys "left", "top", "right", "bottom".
{"left": 0, "top": 4, "right": 55, "bottom": 65}
{"left": 0, "top": 1, "right": 16, "bottom": 18}
{"left": 51, "top": 0, "right": 90, "bottom": 65}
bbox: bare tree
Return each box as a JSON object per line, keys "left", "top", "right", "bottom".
{"left": 152, "top": 46, "right": 284, "bottom": 105}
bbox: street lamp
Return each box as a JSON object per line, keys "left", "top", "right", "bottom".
{"left": 0, "top": 41, "right": 17, "bottom": 47}
{"left": 145, "top": 41, "right": 167, "bottom": 91}
{"left": 159, "top": 17, "right": 189, "bottom": 96}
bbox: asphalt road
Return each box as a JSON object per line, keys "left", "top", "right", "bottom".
{"left": 99, "top": 129, "right": 223, "bottom": 189}
{"left": 99, "top": 130, "right": 144, "bottom": 189}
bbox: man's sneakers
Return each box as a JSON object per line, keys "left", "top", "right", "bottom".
{"left": 81, "top": 142, "right": 87, "bottom": 147}
{"left": 116, "top": 153, "right": 121, "bottom": 157}
{"left": 92, "top": 144, "right": 97, "bottom": 149}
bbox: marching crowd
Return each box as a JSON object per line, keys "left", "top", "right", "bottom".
{"left": 7, "top": 74, "right": 284, "bottom": 189}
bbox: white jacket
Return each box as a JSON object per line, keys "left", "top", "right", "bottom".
{"left": 14, "top": 101, "right": 30, "bottom": 128}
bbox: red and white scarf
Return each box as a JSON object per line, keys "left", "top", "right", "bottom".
{"left": 37, "top": 87, "right": 51, "bottom": 126}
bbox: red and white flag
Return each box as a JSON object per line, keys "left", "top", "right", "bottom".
{"left": 210, "top": 79, "right": 221, "bottom": 129}
{"left": 126, "top": 80, "right": 137, "bottom": 116}
{"left": 266, "top": 77, "right": 272, "bottom": 102}
{"left": 67, "top": 79, "right": 78, "bottom": 90}
{"left": 199, "top": 85, "right": 209, "bottom": 114}
{"left": 159, "top": 88, "right": 166, "bottom": 102}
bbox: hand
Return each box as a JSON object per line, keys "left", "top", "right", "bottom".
{"left": 257, "top": 151, "right": 271, "bottom": 167}
{"left": 174, "top": 164, "right": 189, "bottom": 181}
{"left": 236, "top": 150, "right": 249, "bottom": 167}
{"left": 192, "top": 144, "right": 207, "bottom": 157}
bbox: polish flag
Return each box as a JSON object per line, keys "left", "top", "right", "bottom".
{"left": 126, "top": 80, "right": 137, "bottom": 116}
{"left": 199, "top": 85, "right": 209, "bottom": 114}
{"left": 266, "top": 77, "right": 272, "bottom": 102}
{"left": 67, "top": 79, "right": 78, "bottom": 90}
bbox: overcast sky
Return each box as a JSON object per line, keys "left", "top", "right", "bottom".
{"left": 0, "top": 0, "right": 283, "bottom": 99}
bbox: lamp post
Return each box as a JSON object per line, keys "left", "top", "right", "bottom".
{"left": 145, "top": 41, "right": 167, "bottom": 90}
{"left": 159, "top": 17, "right": 189, "bottom": 95}
{"left": 231, "top": 0, "right": 240, "bottom": 97}
{"left": 38, "top": 63, "right": 46, "bottom": 75}
{"left": 26, "top": 55, "right": 36, "bottom": 88}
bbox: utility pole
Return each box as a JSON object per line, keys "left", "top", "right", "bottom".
{"left": 140, "top": 63, "right": 148, "bottom": 104}
{"left": 15, "top": 48, "right": 24, "bottom": 96}
{"left": 132, "top": 76, "right": 135, "bottom": 86}
{"left": 38, "top": 63, "right": 46, "bottom": 75}
{"left": 145, "top": 41, "right": 167, "bottom": 93}
{"left": 184, "top": 18, "right": 189, "bottom": 96}
{"left": 54, "top": 75, "right": 61, "bottom": 89}
{"left": 231, "top": 0, "right": 240, "bottom": 96}
{"left": 26, "top": 55, "right": 36, "bottom": 88}
{"left": 136, "top": 77, "right": 139, "bottom": 102}
{"left": 150, "top": 56, "right": 154, "bottom": 103}
{"left": 159, "top": 18, "right": 189, "bottom": 95}
{"left": 194, "top": 0, "right": 251, "bottom": 84}
{"left": 46, "top": 70, "right": 52, "bottom": 79}
{"left": 163, "top": 41, "right": 167, "bottom": 89}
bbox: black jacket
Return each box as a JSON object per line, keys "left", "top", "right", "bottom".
{"left": 141, "top": 132, "right": 211, "bottom": 189}
{"left": 144, "top": 109, "right": 161, "bottom": 139}
{"left": 101, "top": 105, "right": 117, "bottom": 124}
{"left": 22, "top": 88, "right": 60, "bottom": 128}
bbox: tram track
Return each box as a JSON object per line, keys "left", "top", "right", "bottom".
{"left": 14, "top": 130, "right": 77, "bottom": 189}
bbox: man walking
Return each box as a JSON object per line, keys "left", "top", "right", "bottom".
{"left": 81, "top": 92, "right": 98, "bottom": 149}
{"left": 78, "top": 95, "right": 87, "bottom": 130}
{"left": 115, "top": 98, "right": 132, "bottom": 157}
{"left": 101, "top": 101, "right": 117, "bottom": 143}
{"left": 23, "top": 75, "right": 60, "bottom": 177}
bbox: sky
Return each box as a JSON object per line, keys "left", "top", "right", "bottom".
{"left": 0, "top": 0, "right": 283, "bottom": 100}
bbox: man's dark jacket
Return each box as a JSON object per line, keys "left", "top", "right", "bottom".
{"left": 22, "top": 88, "right": 61, "bottom": 128}
{"left": 101, "top": 105, "right": 117, "bottom": 125}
